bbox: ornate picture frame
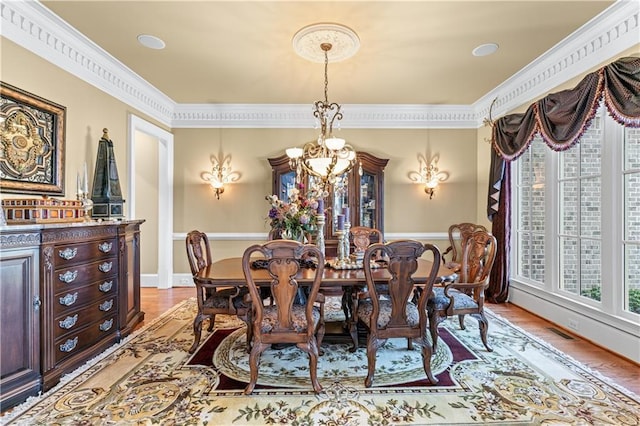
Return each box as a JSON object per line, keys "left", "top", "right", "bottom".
{"left": 0, "top": 82, "right": 66, "bottom": 195}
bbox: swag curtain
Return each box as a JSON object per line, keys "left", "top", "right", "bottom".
{"left": 486, "top": 56, "right": 640, "bottom": 302}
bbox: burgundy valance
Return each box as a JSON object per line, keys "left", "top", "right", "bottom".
{"left": 487, "top": 56, "right": 640, "bottom": 220}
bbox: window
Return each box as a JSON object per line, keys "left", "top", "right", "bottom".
{"left": 624, "top": 127, "right": 640, "bottom": 314}
{"left": 513, "top": 105, "right": 639, "bottom": 321}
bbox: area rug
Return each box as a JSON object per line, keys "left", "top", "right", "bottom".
{"left": 2, "top": 297, "right": 639, "bottom": 425}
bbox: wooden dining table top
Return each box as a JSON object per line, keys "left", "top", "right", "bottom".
{"left": 195, "top": 257, "right": 458, "bottom": 288}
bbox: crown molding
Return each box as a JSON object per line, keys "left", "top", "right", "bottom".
{"left": 2, "top": 0, "right": 636, "bottom": 130}
{"left": 171, "top": 103, "right": 477, "bottom": 129}
{"left": 0, "top": 0, "right": 176, "bottom": 126}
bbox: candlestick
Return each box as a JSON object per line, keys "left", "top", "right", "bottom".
{"left": 77, "top": 172, "right": 82, "bottom": 197}
{"left": 317, "top": 198, "right": 324, "bottom": 214}
{"left": 337, "top": 214, "right": 345, "bottom": 230}
{"left": 343, "top": 206, "right": 350, "bottom": 219}
{"left": 315, "top": 210, "right": 325, "bottom": 257}
{"left": 83, "top": 162, "right": 89, "bottom": 194}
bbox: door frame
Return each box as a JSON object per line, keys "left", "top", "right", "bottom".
{"left": 127, "top": 114, "right": 174, "bottom": 289}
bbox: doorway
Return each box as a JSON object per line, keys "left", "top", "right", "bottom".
{"left": 128, "top": 114, "right": 174, "bottom": 289}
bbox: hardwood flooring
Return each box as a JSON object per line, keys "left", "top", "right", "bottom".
{"left": 140, "top": 287, "right": 640, "bottom": 395}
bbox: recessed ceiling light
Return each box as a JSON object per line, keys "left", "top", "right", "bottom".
{"left": 472, "top": 43, "right": 499, "bottom": 57}
{"left": 137, "top": 34, "right": 165, "bottom": 50}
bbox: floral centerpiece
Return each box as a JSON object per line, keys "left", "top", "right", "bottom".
{"left": 266, "top": 184, "right": 322, "bottom": 241}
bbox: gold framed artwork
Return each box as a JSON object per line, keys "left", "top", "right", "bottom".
{"left": 0, "top": 82, "right": 66, "bottom": 195}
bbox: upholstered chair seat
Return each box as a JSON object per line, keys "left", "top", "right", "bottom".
{"left": 430, "top": 287, "right": 479, "bottom": 311}
{"left": 357, "top": 299, "right": 420, "bottom": 328}
{"left": 203, "top": 287, "right": 250, "bottom": 310}
{"left": 260, "top": 304, "right": 321, "bottom": 333}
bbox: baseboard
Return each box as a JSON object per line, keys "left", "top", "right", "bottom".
{"left": 509, "top": 285, "right": 640, "bottom": 364}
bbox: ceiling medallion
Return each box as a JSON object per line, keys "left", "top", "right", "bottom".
{"left": 292, "top": 23, "right": 360, "bottom": 63}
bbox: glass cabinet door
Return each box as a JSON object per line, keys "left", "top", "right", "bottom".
{"left": 360, "top": 171, "right": 376, "bottom": 229}
{"left": 280, "top": 170, "right": 297, "bottom": 201}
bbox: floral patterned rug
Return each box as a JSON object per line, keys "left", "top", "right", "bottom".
{"left": 2, "top": 297, "right": 638, "bottom": 425}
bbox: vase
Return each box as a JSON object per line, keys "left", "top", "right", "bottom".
{"left": 281, "top": 228, "right": 306, "bottom": 243}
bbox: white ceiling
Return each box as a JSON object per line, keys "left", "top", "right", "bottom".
{"left": 4, "top": 1, "right": 638, "bottom": 128}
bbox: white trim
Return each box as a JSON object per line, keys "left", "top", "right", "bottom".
{"left": 509, "top": 282, "right": 640, "bottom": 363}
{"left": 128, "top": 114, "right": 174, "bottom": 290}
{"left": 2, "top": 1, "right": 636, "bottom": 129}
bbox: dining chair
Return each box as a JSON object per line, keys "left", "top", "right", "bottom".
{"left": 429, "top": 230, "right": 497, "bottom": 352}
{"left": 241, "top": 239, "right": 326, "bottom": 394}
{"left": 342, "top": 226, "right": 385, "bottom": 337}
{"left": 185, "top": 230, "right": 251, "bottom": 354}
{"left": 354, "top": 240, "right": 442, "bottom": 387}
{"left": 442, "top": 223, "right": 488, "bottom": 272}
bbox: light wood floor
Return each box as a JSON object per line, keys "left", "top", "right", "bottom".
{"left": 140, "top": 287, "right": 640, "bottom": 395}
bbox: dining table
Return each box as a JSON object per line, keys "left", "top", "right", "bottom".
{"left": 195, "top": 256, "right": 458, "bottom": 289}
{"left": 195, "top": 256, "right": 458, "bottom": 348}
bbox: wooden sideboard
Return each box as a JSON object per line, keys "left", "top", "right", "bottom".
{"left": 0, "top": 220, "right": 145, "bottom": 411}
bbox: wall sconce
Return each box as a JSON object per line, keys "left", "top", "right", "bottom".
{"left": 201, "top": 152, "right": 240, "bottom": 200}
{"left": 409, "top": 155, "right": 448, "bottom": 199}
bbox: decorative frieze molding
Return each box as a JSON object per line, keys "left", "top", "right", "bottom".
{"left": 41, "top": 226, "right": 117, "bottom": 244}
{"left": 0, "top": 231, "right": 40, "bottom": 249}
{"left": 171, "top": 103, "right": 478, "bottom": 129}
{"left": 2, "top": 1, "right": 637, "bottom": 129}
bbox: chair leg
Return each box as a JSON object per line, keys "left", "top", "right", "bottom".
{"left": 364, "top": 337, "right": 384, "bottom": 388}
{"left": 244, "top": 342, "right": 269, "bottom": 395}
{"left": 428, "top": 311, "right": 440, "bottom": 351}
{"left": 189, "top": 312, "right": 207, "bottom": 354}
{"left": 477, "top": 312, "right": 493, "bottom": 352}
{"left": 298, "top": 341, "right": 322, "bottom": 393}
{"left": 420, "top": 341, "right": 438, "bottom": 385}
{"left": 316, "top": 321, "right": 326, "bottom": 357}
{"left": 458, "top": 314, "right": 466, "bottom": 330}
{"left": 348, "top": 290, "right": 359, "bottom": 352}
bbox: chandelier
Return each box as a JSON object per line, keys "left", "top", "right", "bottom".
{"left": 287, "top": 23, "right": 360, "bottom": 188}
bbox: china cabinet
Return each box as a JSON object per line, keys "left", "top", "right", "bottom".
{"left": 269, "top": 151, "right": 388, "bottom": 256}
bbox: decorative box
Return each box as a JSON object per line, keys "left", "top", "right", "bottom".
{"left": 1, "top": 198, "right": 86, "bottom": 224}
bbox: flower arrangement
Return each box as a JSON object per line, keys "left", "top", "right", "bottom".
{"left": 266, "top": 184, "right": 321, "bottom": 241}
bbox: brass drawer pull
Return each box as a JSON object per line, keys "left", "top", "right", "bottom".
{"left": 59, "top": 270, "right": 78, "bottom": 283}
{"left": 99, "top": 280, "right": 114, "bottom": 292}
{"left": 59, "top": 314, "right": 79, "bottom": 329}
{"left": 98, "top": 242, "right": 113, "bottom": 253}
{"left": 99, "top": 299, "right": 114, "bottom": 312}
{"left": 99, "top": 318, "right": 114, "bottom": 332}
{"left": 99, "top": 262, "right": 113, "bottom": 273}
{"left": 59, "top": 248, "right": 78, "bottom": 260}
{"left": 59, "top": 292, "right": 78, "bottom": 306}
{"left": 60, "top": 337, "right": 78, "bottom": 353}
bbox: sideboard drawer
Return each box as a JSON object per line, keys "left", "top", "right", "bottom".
{"left": 54, "top": 282, "right": 117, "bottom": 316}
{"left": 53, "top": 296, "right": 118, "bottom": 340}
{"left": 54, "top": 313, "right": 118, "bottom": 365}
{"left": 53, "top": 259, "right": 117, "bottom": 293}
{"left": 53, "top": 239, "right": 117, "bottom": 267}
